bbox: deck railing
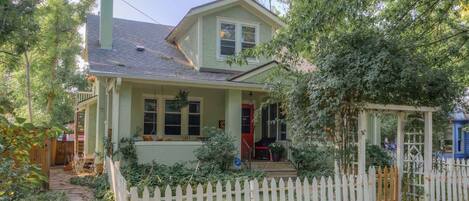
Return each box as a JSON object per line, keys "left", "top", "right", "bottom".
{"left": 75, "top": 91, "right": 95, "bottom": 104}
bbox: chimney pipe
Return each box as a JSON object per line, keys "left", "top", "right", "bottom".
{"left": 99, "top": 0, "right": 113, "bottom": 49}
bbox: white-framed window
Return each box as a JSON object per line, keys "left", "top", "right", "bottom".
{"left": 143, "top": 99, "right": 157, "bottom": 135}
{"left": 164, "top": 100, "right": 182, "bottom": 135}
{"left": 188, "top": 101, "right": 201, "bottom": 135}
{"left": 261, "top": 103, "right": 287, "bottom": 140}
{"left": 217, "top": 18, "right": 259, "bottom": 61}
{"left": 142, "top": 96, "right": 203, "bottom": 137}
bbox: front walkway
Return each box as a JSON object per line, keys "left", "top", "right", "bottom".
{"left": 49, "top": 166, "right": 94, "bottom": 201}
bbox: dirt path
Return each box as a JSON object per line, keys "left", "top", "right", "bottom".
{"left": 49, "top": 166, "right": 94, "bottom": 201}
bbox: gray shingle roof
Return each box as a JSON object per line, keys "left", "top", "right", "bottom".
{"left": 86, "top": 15, "right": 235, "bottom": 82}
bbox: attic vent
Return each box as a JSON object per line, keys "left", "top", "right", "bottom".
{"left": 136, "top": 45, "right": 145, "bottom": 52}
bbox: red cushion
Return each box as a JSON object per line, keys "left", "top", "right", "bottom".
{"left": 255, "top": 146, "right": 269, "bottom": 150}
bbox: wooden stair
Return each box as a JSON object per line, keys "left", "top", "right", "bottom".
{"left": 250, "top": 161, "right": 298, "bottom": 178}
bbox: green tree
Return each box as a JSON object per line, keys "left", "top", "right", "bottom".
{"left": 231, "top": 0, "right": 468, "bottom": 161}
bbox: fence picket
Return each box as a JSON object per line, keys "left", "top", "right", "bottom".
{"left": 279, "top": 178, "right": 286, "bottom": 201}
{"left": 235, "top": 180, "right": 241, "bottom": 201}
{"left": 207, "top": 182, "right": 213, "bottom": 201}
{"left": 304, "top": 178, "right": 311, "bottom": 201}
{"left": 335, "top": 175, "right": 342, "bottom": 201}
{"left": 287, "top": 178, "right": 294, "bottom": 201}
{"left": 320, "top": 177, "right": 326, "bottom": 201}
{"left": 243, "top": 180, "right": 250, "bottom": 201}
{"left": 186, "top": 185, "right": 192, "bottom": 201}
{"left": 262, "top": 178, "right": 269, "bottom": 201}
{"left": 196, "top": 184, "right": 203, "bottom": 201}
{"left": 327, "top": 177, "right": 333, "bottom": 201}
{"left": 348, "top": 175, "right": 355, "bottom": 201}
{"left": 296, "top": 178, "right": 303, "bottom": 201}
{"left": 271, "top": 179, "right": 278, "bottom": 201}
{"left": 216, "top": 182, "right": 223, "bottom": 201}
{"left": 164, "top": 186, "right": 171, "bottom": 201}
{"left": 356, "top": 175, "right": 363, "bottom": 201}
{"left": 175, "top": 186, "right": 182, "bottom": 201}
{"left": 253, "top": 179, "right": 260, "bottom": 201}
{"left": 226, "top": 181, "right": 233, "bottom": 201}
{"left": 130, "top": 187, "right": 139, "bottom": 201}
{"left": 342, "top": 175, "right": 349, "bottom": 201}
{"left": 363, "top": 173, "right": 369, "bottom": 201}
{"left": 143, "top": 187, "right": 150, "bottom": 201}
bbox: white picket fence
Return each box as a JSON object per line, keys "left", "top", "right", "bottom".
{"left": 434, "top": 158, "right": 469, "bottom": 172}
{"left": 106, "top": 157, "right": 469, "bottom": 201}
{"left": 429, "top": 169, "right": 469, "bottom": 201}
{"left": 106, "top": 157, "right": 382, "bottom": 201}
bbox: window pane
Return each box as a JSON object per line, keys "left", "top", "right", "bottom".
{"left": 144, "top": 99, "right": 157, "bottom": 111}
{"left": 189, "top": 126, "right": 200, "bottom": 136}
{"left": 262, "top": 107, "right": 268, "bottom": 138}
{"left": 220, "top": 40, "right": 235, "bottom": 56}
{"left": 165, "top": 100, "right": 180, "bottom": 112}
{"left": 189, "top": 101, "right": 200, "bottom": 113}
{"left": 165, "top": 126, "right": 181, "bottom": 135}
{"left": 242, "top": 26, "right": 256, "bottom": 43}
{"left": 269, "top": 104, "right": 278, "bottom": 139}
{"left": 242, "top": 107, "right": 252, "bottom": 134}
{"left": 144, "top": 123, "right": 157, "bottom": 135}
{"left": 242, "top": 42, "right": 256, "bottom": 51}
{"left": 165, "top": 114, "right": 181, "bottom": 125}
{"left": 144, "top": 113, "right": 156, "bottom": 123}
{"left": 220, "top": 23, "right": 235, "bottom": 40}
{"left": 189, "top": 114, "right": 200, "bottom": 125}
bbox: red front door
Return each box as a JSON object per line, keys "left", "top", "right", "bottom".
{"left": 241, "top": 104, "right": 254, "bottom": 160}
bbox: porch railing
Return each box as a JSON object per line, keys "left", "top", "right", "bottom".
{"left": 75, "top": 91, "right": 95, "bottom": 104}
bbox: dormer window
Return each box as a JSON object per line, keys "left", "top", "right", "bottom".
{"left": 217, "top": 18, "right": 259, "bottom": 62}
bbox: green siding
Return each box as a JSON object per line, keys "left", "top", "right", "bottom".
{"left": 178, "top": 22, "right": 199, "bottom": 66}
{"left": 85, "top": 103, "right": 97, "bottom": 156}
{"left": 202, "top": 5, "right": 273, "bottom": 71}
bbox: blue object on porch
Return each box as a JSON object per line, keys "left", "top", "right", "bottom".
{"left": 452, "top": 111, "right": 469, "bottom": 159}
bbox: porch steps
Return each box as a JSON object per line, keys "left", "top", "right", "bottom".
{"left": 251, "top": 161, "right": 298, "bottom": 178}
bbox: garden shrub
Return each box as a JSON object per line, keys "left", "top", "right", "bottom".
{"left": 194, "top": 127, "right": 237, "bottom": 171}
{"left": 19, "top": 191, "right": 68, "bottom": 201}
{"left": 291, "top": 144, "right": 335, "bottom": 178}
{"left": 366, "top": 144, "right": 393, "bottom": 168}
{"left": 70, "top": 174, "right": 114, "bottom": 201}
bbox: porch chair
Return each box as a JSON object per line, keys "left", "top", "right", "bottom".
{"left": 254, "top": 137, "right": 276, "bottom": 160}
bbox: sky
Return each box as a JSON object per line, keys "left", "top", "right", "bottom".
{"left": 93, "top": 0, "right": 279, "bottom": 26}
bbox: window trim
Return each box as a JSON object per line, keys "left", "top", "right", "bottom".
{"left": 261, "top": 103, "right": 287, "bottom": 140}
{"left": 143, "top": 98, "right": 158, "bottom": 135}
{"left": 141, "top": 94, "right": 203, "bottom": 137}
{"left": 216, "top": 17, "right": 260, "bottom": 63}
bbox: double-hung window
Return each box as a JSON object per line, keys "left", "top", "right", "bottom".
{"left": 165, "top": 100, "right": 181, "bottom": 135}
{"left": 143, "top": 99, "right": 157, "bottom": 135}
{"left": 261, "top": 103, "right": 287, "bottom": 140}
{"left": 219, "top": 23, "right": 236, "bottom": 56}
{"left": 188, "top": 101, "right": 201, "bottom": 135}
{"left": 218, "top": 18, "right": 258, "bottom": 60}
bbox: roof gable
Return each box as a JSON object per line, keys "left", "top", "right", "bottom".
{"left": 166, "top": 0, "right": 285, "bottom": 42}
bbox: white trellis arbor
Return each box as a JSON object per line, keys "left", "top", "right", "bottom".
{"left": 357, "top": 103, "right": 438, "bottom": 201}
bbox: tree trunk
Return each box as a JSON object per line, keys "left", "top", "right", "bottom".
{"left": 24, "top": 52, "right": 33, "bottom": 123}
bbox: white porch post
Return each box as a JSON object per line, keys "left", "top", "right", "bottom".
{"left": 95, "top": 78, "right": 106, "bottom": 162}
{"left": 225, "top": 89, "right": 242, "bottom": 158}
{"left": 424, "top": 111, "right": 433, "bottom": 200}
{"left": 358, "top": 110, "right": 368, "bottom": 174}
{"left": 396, "top": 112, "right": 406, "bottom": 201}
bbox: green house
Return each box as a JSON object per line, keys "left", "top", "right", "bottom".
{"left": 75, "top": 0, "right": 296, "bottom": 166}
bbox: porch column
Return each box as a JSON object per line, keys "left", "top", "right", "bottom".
{"left": 358, "top": 110, "right": 368, "bottom": 174}
{"left": 112, "top": 81, "right": 132, "bottom": 151}
{"left": 95, "top": 78, "right": 106, "bottom": 163}
{"left": 84, "top": 103, "right": 97, "bottom": 157}
{"left": 396, "top": 112, "right": 406, "bottom": 201}
{"left": 225, "top": 89, "right": 242, "bottom": 157}
{"left": 424, "top": 111, "right": 433, "bottom": 200}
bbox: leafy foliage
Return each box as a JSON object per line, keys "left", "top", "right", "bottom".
{"left": 366, "top": 145, "right": 393, "bottom": 168}
{"left": 0, "top": 98, "right": 59, "bottom": 200}
{"left": 70, "top": 174, "right": 114, "bottom": 201}
{"left": 291, "top": 143, "right": 335, "bottom": 178}
{"left": 230, "top": 0, "right": 467, "bottom": 165}
{"left": 268, "top": 142, "right": 285, "bottom": 155}
{"left": 18, "top": 191, "right": 68, "bottom": 201}
{"left": 194, "top": 127, "right": 238, "bottom": 171}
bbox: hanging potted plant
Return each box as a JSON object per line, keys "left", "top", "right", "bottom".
{"left": 269, "top": 142, "right": 285, "bottom": 162}
{"left": 172, "top": 90, "right": 190, "bottom": 110}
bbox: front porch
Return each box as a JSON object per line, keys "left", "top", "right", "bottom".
{"left": 77, "top": 77, "right": 293, "bottom": 166}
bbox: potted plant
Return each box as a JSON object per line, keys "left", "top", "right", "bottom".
{"left": 269, "top": 142, "right": 285, "bottom": 162}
